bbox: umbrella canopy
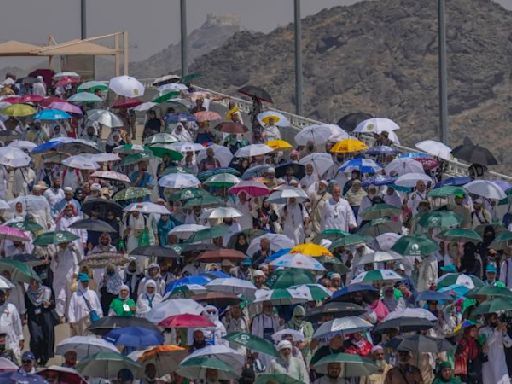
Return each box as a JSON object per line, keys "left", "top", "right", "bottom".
{"left": 159, "top": 173, "right": 200, "bottom": 189}
{"left": 196, "top": 144, "right": 234, "bottom": 168}
{"left": 384, "top": 158, "right": 425, "bottom": 177}
{"left": 1, "top": 104, "right": 36, "bottom": 117}
{"left": 415, "top": 140, "right": 452, "bottom": 160}
{"left": 329, "top": 234, "right": 368, "bottom": 248}
{"left": 48, "top": 101, "right": 82, "bottom": 115}
{"left": 295, "top": 124, "right": 348, "bottom": 146}
{"left": 112, "top": 97, "right": 142, "bottom": 109}
{"left": 56, "top": 335, "right": 119, "bottom": 360}
{"left": 313, "top": 352, "right": 379, "bottom": 377}
{"left": 267, "top": 269, "right": 315, "bottom": 289}
{"left": 37, "top": 365, "right": 87, "bottom": 384}
{"left": 68, "top": 92, "right": 103, "bottom": 103}
{"left": 235, "top": 144, "right": 273, "bottom": 158}
{"left": 463, "top": 180, "right": 506, "bottom": 200}
{"left": 330, "top": 138, "right": 368, "bottom": 154}
{"left": 137, "top": 345, "right": 187, "bottom": 375}
{"left": 87, "top": 109, "right": 124, "bottom": 128}
{"left": 90, "top": 170, "right": 130, "bottom": 184}
{"left": 61, "top": 155, "right": 99, "bottom": 170}
{"left": 204, "top": 173, "right": 241, "bottom": 188}
{"left": 0, "top": 356, "right": 17, "bottom": 372}
{"left": 340, "top": 158, "right": 381, "bottom": 174}
{"left": 104, "top": 326, "right": 164, "bottom": 348}
{"left": 391, "top": 234, "right": 439, "bottom": 257}
{"left": 178, "top": 355, "right": 238, "bottom": 381}
{"left": 0, "top": 226, "right": 29, "bottom": 242}
{"left": 0, "top": 372, "right": 47, "bottom": 383}
{"left": 252, "top": 287, "right": 312, "bottom": 305}
{"left": 130, "top": 245, "right": 179, "bottom": 259}
{"left": 313, "top": 316, "right": 373, "bottom": 340}
{"left": 270, "top": 253, "right": 326, "bottom": 271}
{"left": 124, "top": 202, "right": 171, "bottom": 215}
{"left": 229, "top": 180, "right": 270, "bottom": 197}
{"left": 34, "top": 108, "right": 71, "bottom": 120}
{"left": 257, "top": 111, "right": 289, "bottom": 127}
{"left": 77, "top": 80, "right": 108, "bottom": 92}
{"left": 416, "top": 210, "right": 462, "bottom": 229}
{"left": 238, "top": 85, "right": 272, "bottom": 102}
{"left": 354, "top": 117, "right": 399, "bottom": 133}
{"left": 350, "top": 270, "right": 402, "bottom": 284}
{"left": 33, "top": 230, "right": 80, "bottom": 246}
{"left": 224, "top": 332, "right": 278, "bottom": 357}
{"left": 7, "top": 140, "right": 37, "bottom": 152}
{"left": 215, "top": 122, "right": 249, "bottom": 134}
{"left": 291, "top": 243, "right": 332, "bottom": 257}
{"left": 374, "top": 317, "right": 435, "bottom": 334}
{"left": 6, "top": 219, "right": 43, "bottom": 234}
{"left": 358, "top": 218, "right": 401, "bottom": 237}
{"left": 0, "top": 147, "right": 31, "bottom": 168}
{"left": 206, "top": 278, "right": 257, "bottom": 297}
{"left": 197, "top": 249, "right": 247, "bottom": 263}
{"left": 428, "top": 186, "right": 466, "bottom": 198}
{"left": 397, "top": 334, "right": 455, "bottom": 353}
{"left": 68, "top": 218, "right": 116, "bottom": 233}
{"left": 109, "top": 75, "right": 144, "bottom": 97}
{"left": 357, "top": 251, "right": 402, "bottom": 265}
{"left": 169, "top": 224, "right": 208, "bottom": 240}
{"left": 266, "top": 139, "right": 293, "bottom": 150}
{"left": 159, "top": 314, "right": 215, "bottom": 329}
{"left": 437, "top": 273, "right": 484, "bottom": 290}
{"left": 330, "top": 284, "right": 378, "bottom": 302}
{"left": 394, "top": 172, "right": 432, "bottom": 188}
{"left": 194, "top": 111, "right": 222, "bottom": 122}
{"left": 266, "top": 187, "right": 308, "bottom": 205}
{"left": 88, "top": 316, "right": 160, "bottom": 336}
{"left": 147, "top": 145, "right": 184, "bottom": 160}
{"left": 146, "top": 299, "right": 204, "bottom": 323}
{"left": 207, "top": 206, "right": 242, "bottom": 219}
{"left": 451, "top": 137, "right": 497, "bottom": 165}
{"left": 438, "top": 228, "right": 483, "bottom": 242}
{"left": 144, "top": 132, "right": 178, "bottom": 145}
{"left": 82, "top": 198, "right": 123, "bottom": 217}
{"left": 299, "top": 152, "right": 334, "bottom": 177}
{"left": 467, "top": 286, "right": 512, "bottom": 300}
{"left": 76, "top": 351, "right": 141, "bottom": 379}
{"left": 305, "top": 302, "right": 366, "bottom": 322}
{"left": 188, "top": 225, "right": 230, "bottom": 242}
{"left": 361, "top": 204, "right": 401, "bottom": 220}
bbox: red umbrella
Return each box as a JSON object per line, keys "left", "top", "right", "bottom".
{"left": 197, "top": 249, "right": 246, "bottom": 263}
{"left": 112, "top": 97, "right": 143, "bottom": 109}
{"left": 40, "top": 96, "right": 63, "bottom": 108}
{"left": 229, "top": 180, "right": 270, "bottom": 197}
{"left": 214, "top": 122, "right": 248, "bottom": 134}
{"left": 159, "top": 314, "right": 215, "bottom": 329}
{"left": 19, "top": 95, "right": 44, "bottom": 103}
{"left": 416, "top": 157, "right": 440, "bottom": 171}
{"left": 28, "top": 68, "right": 55, "bottom": 89}
{"left": 38, "top": 365, "right": 87, "bottom": 384}
{"left": 2, "top": 96, "right": 21, "bottom": 104}
{"left": 194, "top": 111, "right": 222, "bottom": 123}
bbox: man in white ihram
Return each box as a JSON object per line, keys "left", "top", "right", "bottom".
{"left": 321, "top": 184, "right": 357, "bottom": 232}
{"left": 0, "top": 289, "right": 24, "bottom": 361}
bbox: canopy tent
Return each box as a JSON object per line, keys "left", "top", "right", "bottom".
{"left": 0, "top": 40, "right": 42, "bottom": 56}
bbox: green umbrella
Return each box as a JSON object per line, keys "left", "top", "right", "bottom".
{"left": 204, "top": 173, "right": 241, "bottom": 188}
{"left": 466, "top": 286, "right": 512, "bottom": 299}
{"left": 77, "top": 351, "right": 142, "bottom": 379}
{"left": 361, "top": 204, "right": 401, "bottom": 220}
{"left": 358, "top": 218, "right": 400, "bottom": 237}
{"left": 475, "top": 223, "right": 506, "bottom": 236}
{"left": 33, "top": 230, "right": 80, "bottom": 246}
{"left": 313, "top": 352, "right": 379, "bottom": 377}
{"left": 168, "top": 188, "right": 208, "bottom": 202}
{"left": 113, "top": 187, "right": 151, "bottom": 201}
{"left": 6, "top": 220, "right": 43, "bottom": 234}
{"left": 153, "top": 91, "right": 180, "bottom": 103}
{"left": 416, "top": 211, "right": 462, "bottom": 229}
{"left": 121, "top": 152, "right": 158, "bottom": 166}
{"left": 181, "top": 72, "right": 202, "bottom": 83}
{"left": 0, "top": 259, "right": 40, "bottom": 283}
{"left": 253, "top": 287, "right": 312, "bottom": 305}
{"left": 438, "top": 228, "right": 482, "bottom": 243}
{"left": 112, "top": 144, "right": 145, "bottom": 155}
{"left": 68, "top": 92, "right": 103, "bottom": 103}
{"left": 255, "top": 373, "right": 304, "bottom": 384}
{"left": 268, "top": 269, "right": 315, "bottom": 289}
{"left": 144, "top": 133, "right": 178, "bottom": 145}
{"left": 437, "top": 273, "right": 484, "bottom": 289}
{"left": 317, "top": 256, "right": 349, "bottom": 274}
{"left": 77, "top": 81, "right": 108, "bottom": 93}
{"left": 391, "top": 234, "right": 439, "bottom": 257}
{"left": 317, "top": 228, "right": 350, "bottom": 241}
{"left": 197, "top": 168, "right": 241, "bottom": 182}
{"left": 188, "top": 225, "right": 229, "bottom": 242}
{"left": 329, "top": 234, "right": 368, "bottom": 249}
{"left": 291, "top": 284, "right": 332, "bottom": 301}
{"left": 224, "top": 332, "right": 278, "bottom": 357}
{"left": 178, "top": 356, "right": 237, "bottom": 381}
{"left": 146, "top": 145, "right": 183, "bottom": 161}
{"left": 471, "top": 297, "right": 512, "bottom": 316}
{"left": 428, "top": 186, "right": 466, "bottom": 198}
{"left": 490, "top": 230, "right": 512, "bottom": 250}
{"left": 182, "top": 194, "right": 224, "bottom": 208}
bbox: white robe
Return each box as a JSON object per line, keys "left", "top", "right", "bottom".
{"left": 68, "top": 288, "right": 102, "bottom": 324}
{"left": 416, "top": 255, "right": 438, "bottom": 292}
{"left": 281, "top": 203, "right": 308, "bottom": 245}
{"left": 51, "top": 247, "right": 80, "bottom": 317}
{"left": 136, "top": 292, "right": 162, "bottom": 317}
{"left": 0, "top": 303, "right": 24, "bottom": 359}
{"left": 321, "top": 198, "right": 356, "bottom": 231}
{"left": 57, "top": 215, "right": 87, "bottom": 255}
{"left": 44, "top": 188, "right": 65, "bottom": 211}
{"left": 480, "top": 326, "right": 512, "bottom": 384}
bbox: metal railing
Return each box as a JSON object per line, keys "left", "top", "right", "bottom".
{"left": 139, "top": 78, "right": 512, "bottom": 182}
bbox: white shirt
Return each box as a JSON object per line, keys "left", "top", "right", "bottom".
{"left": 0, "top": 303, "right": 24, "bottom": 359}
{"left": 68, "top": 289, "right": 102, "bottom": 323}
{"left": 321, "top": 197, "right": 356, "bottom": 231}
{"left": 44, "top": 188, "right": 65, "bottom": 210}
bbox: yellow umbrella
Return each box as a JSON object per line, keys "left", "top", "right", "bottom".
{"left": 330, "top": 138, "right": 368, "bottom": 154}
{"left": 291, "top": 242, "right": 333, "bottom": 257}
{"left": 1, "top": 103, "right": 37, "bottom": 117}
{"left": 266, "top": 140, "right": 293, "bottom": 150}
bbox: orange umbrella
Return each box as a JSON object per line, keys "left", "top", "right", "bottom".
{"left": 138, "top": 345, "right": 188, "bottom": 376}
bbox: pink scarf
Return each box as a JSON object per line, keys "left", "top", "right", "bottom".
{"left": 369, "top": 299, "right": 390, "bottom": 322}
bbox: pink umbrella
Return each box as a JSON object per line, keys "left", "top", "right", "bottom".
{"left": 49, "top": 101, "right": 83, "bottom": 115}
{"left": 229, "top": 180, "right": 270, "bottom": 197}
{"left": 194, "top": 111, "right": 222, "bottom": 123}
{"left": 0, "top": 226, "right": 30, "bottom": 242}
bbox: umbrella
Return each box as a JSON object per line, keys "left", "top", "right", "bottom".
{"left": 182, "top": 194, "right": 224, "bottom": 208}
{"left": 56, "top": 335, "right": 119, "bottom": 360}
{"left": 120, "top": 151, "right": 159, "bottom": 166}
{"left": 6, "top": 253, "right": 42, "bottom": 268}
{"left": 238, "top": 85, "right": 272, "bottom": 102}
{"left": 104, "top": 326, "right": 164, "bottom": 348}
{"left": 270, "top": 253, "right": 326, "bottom": 271}
{"left": 91, "top": 170, "right": 130, "bottom": 183}
{"left": 397, "top": 334, "right": 454, "bottom": 353}
{"left": 266, "top": 139, "right": 293, "bottom": 150}
{"left": 229, "top": 180, "right": 270, "bottom": 197}
{"left": 257, "top": 111, "right": 289, "bottom": 127}
{"left": 358, "top": 217, "right": 401, "bottom": 237}
{"left": 356, "top": 251, "right": 402, "bottom": 265}
{"left": 7, "top": 140, "right": 37, "bottom": 152}
{"left": 33, "top": 231, "right": 80, "bottom": 246}
{"left": 197, "top": 167, "right": 240, "bottom": 182}
{"left": 305, "top": 302, "right": 366, "bottom": 322}
{"left": 82, "top": 198, "right": 123, "bottom": 218}
{"left": 0, "top": 357, "right": 17, "bottom": 372}
{"left": 235, "top": 144, "right": 273, "bottom": 158}
{"left": 366, "top": 145, "right": 398, "bottom": 155}
{"left": 295, "top": 124, "right": 348, "bottom": 146}
{"left": 77, "top": 80, "right": 108, "bottom": 92}
{"left": 438, "top": 228, "right": 483, "bottom": 242}
{"left": 146, "top": 298, "right": 204, "bottom": 323}
{"left": 416, "top": 210, "right": 462, "bottom": 229}
{"left": 37, "top": 366, "right": 87, "bottom": 384}
{"left": 5, "top": 220, "right": 42, "bottom": 234}
{"left": 255, "top": 373, "right": 303, "bottom": 384}
{"left": 113, "top": 143, "right": 145, "bottom": 154}
{"left": 338, "top": 112, "right": 374, "bottom": 131}
{"left": 313, "top": 316, "right": 373, "bottom": 340}
{"left": 350, "top": 270, "right": 402, "bottom": 284}
{"left": 0, "top": 259, "right": 39, "bottom": 284}
{"left": 437, "top": 273, "right": 484, "bottom": 290}
{"left": 329, "top": 234, "right": 368, "bottom": 248}
{"left": 415, "top": 140, "right": 452, "bottom": 160}
{"left": 330, "top": 284, "right": 378, "bottom": 302}
{"left": 144, "top": 132, "right": 178, "bottom": 145}
{"left": 330, "top": 138, "right": 368, "bottom": 154}
{"left": 0, "top": 226, "right": 29, "bottom": 242}
{"left": 88, "top": 316, "right": 160, "bottom": 336}
{"left": 339, "top": 158, "right": 381, "bottom": 174}
{"left": 267, "top": 269, "right": 315, "bottom": 289}
{"left": 299, "top": 152, "right": 334, "bottom": 177}
{"left": 204, "top": 173, "right": 241, "bottom": 188}
{"left": 158, "top": 82, "right": 188, "bottom": 92}
{"left": 391, "top": 234, "right": 439, "bottom": 257}
{"left": 362, "top": 175, "right": 397, "bottom": 187}
{"left": 0, "top": 147, "right": 31, "bottom": 167}
{"left": 466, "top": 286, "right": 512, "bottom": 299}
{"left": 384, "top": 158, "right": 425, "bottom": 177}
{"left": 124, "top": 202, "right": 171, "bottom": 215}
{"left": 394, "top": 172, "right": 432, "bottom": 188}
{"left": 490, "top": 231, "right": 512, "bottom": 250}
{"left": 188, "top": 225, "right": 229, "bottom": 242}
{"left": 275, "top": 162, "right": 305, "bottom": 179}
{"left": 152, "top": 74, "right": 180, "bottom": 86}
{"left": 207, "top": 206, "right": 242, "bottom": 219}
{"left": 374, "top": 317, "right": 435, "bottom": 334}
{"left": 34, "top": 108, "right": 71, "bottom": 120}
{"left": 197, "top": 144, "right": 234, "bottom": 168}
{"left": 224, "top": 332, "right": 278, "bottom": 357}
{"left": 206, "top": 278, "right": 257, "bottom": 297}
{"left": 428, "top": 186, "right": 466, "bottom": 198}
{"left": 130, "top": 245, "right": 179, "bottom": 259}
{"left": 246, "top": 234, "right": 295, "bottom": 256}
{"left": 165, "top": 112, "right": 196, "bottom": 124}
{"left": 48, "top": 101, "right": 82, "bottom": 115}
{"left": 252, "top": 287, "right": 312, "bottom": 305}
{"left": 68, "top": 92, "right": 103, "bottom": 103}
{"left": 215, "top": 122, "right": 249, "bottom": 134}
{"left": 241, "top": 164, "right": 274, "bottom": 180}
{"left": 361, "top": 204, "right": 401, "bottom": 220}
{"left": 159, "top": 314, "right": 215, "bottom": 329}
{"left": 289, "top": 284, "right": 332, "bottom": 301}
{"left": 194, "top": 111, "right": 222, "bottom": 122}
{"left": 61, "top": 155, "right": 99, "bottom": 170}
{"left": 159, "top": 173, "right": 200, "bottom": 188}
{"left": 178, "top": 355, "right": 238, "bottom": 381}
{"left": 197, "top": 249, "right": 247, "bottom": 263}
{"left": 266, "top": 187, "right": 308, "bottom": 204}
{"left": 0, "top": 276, "right": 14, "bottom": 290}
{"left": 55, "top": 71, "right": 79, "bottom": 79}
{"left": 169, "top": 224, "right": 208, "bottom": 240}
{"left": 435, "top": 176, "right": 473, "bottom": 188}
{"left": 1, "top": 104, "right": 36, "bottom": 117}
{"left": 313, "top": 352, "right": 379, "bottom": 377}
{"left": 291, "top": 243, "right": 332, "bottom": 257}
{"left": 109, "top": 75, "right": 144, "bottom": 97}
{"left": 112, "top": 97, "right": 142, "bottom": 109}
{"left": 354, "top": 117, "right": 399, "bottom": 133}
{"left": 192, "top": 292, "right": 241, "bottom": 306}
{"left": 134, "top": 101, "right": 158, "bottom": 112}
{"left": 153, "top": 91, "right": 180, "bottom": 103}
{"left": 77, "top": 351, "right": 141, "bottom": 379}
{"left": 451, "top": 137, "right": 497, "bottom": 165}
{"left": 463, "top": 180, "right": 506, "bottom": 200}
{"left": 415, "top": 290, "right": 453, "bottom": 303}
{"left": 137, "top": 345, "right": 187, "bottom": 375}
{"left": 0, "top": 372, "right": 47, "bottom": 383}
{"left": 86, "top": 109, "right": 124, "bottom": 128}
{"left": 68, "top": 218, "right": 116, "bottom": 233}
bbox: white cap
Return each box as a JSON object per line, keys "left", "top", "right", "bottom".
{"left": 253, "top": 270, "right": 265, "bottom": 277}
{"left": 276, "top": 340, "right": 292, "bottom": 351}
{"left": 64, "top": 187, "right": 73, "bottom": 193}
{"left": 91, "top": 183, "right": 101, "bottom": 191}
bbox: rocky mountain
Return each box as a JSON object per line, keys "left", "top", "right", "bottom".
{"left": 130, "top": 14, "right": 241, "bottom": 78}
{"left": 190, "top": 0, "right": 512, "bottom": 167}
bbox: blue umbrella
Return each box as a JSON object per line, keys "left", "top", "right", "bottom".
{"left": 264, "top": 248, "right": 292, "bottom": 263}
{"left": 31, "top": 140, "right": 61, "bottom": 154}
{"left": 242, "top": 165, "right": 273, "bottom": 180}
{"left": 339, "top": 158, "right": 381, "bottom": 174}
{"left": 104, "top": 326, "right": 164, "bottom": 348}
{"left": 34, "top": 108, "right": 72, "bottom": 120}
{"left": 165, "top": 112, "right": 196, "bottom": 123}
{"left": 398, "top": 152, "right": 431, "bottom": 159}
{"left": 201, "top": 271, "right": 231, "bottom": 279}
{"left": 331, "top": 284, "right": 378, "bottom": 302}
{"left": 165, "top": 275, "right": 211, "bottom": 293}
{"left": 435, "top": 176, "right": 473, "bottom": 188}
{"left": 415, "top": 290, "right": 452, "bottom": 303}
{"left": 361, "top": 175, "right": 396, "bottom": 187}
{"left": 0, "top": 372, "right": 47, "bottom": 383}
{"left": 366, "top": 146, "right": 397, "bottom": 155}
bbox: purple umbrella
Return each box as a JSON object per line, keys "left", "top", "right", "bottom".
{"left": 49, "top": 101, "right": 83, "bottom": 116}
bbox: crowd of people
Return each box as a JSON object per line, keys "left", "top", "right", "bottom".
{"left": 0, "top": 70, "right": 510, "bottom": 384}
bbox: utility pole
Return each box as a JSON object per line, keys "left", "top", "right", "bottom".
{"left": 180, "top": 0, "right": 188, "bottom": 77}
{"left": 81, "top": 0, "right": 87, "bottom": 39}
{"left": 438, "top": 0, "right": 449, "bottom": 144}
{"left": 294, "top": 0, "right": 303, "bottom": 115}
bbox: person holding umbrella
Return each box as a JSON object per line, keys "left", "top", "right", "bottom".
{"left": 67, "top": 272, "right": 102, "bottom": 336}
{"left": 269, "top": 340, "right": 310, "bottom": 383}
{"left": 384, "top": 349, "right": 422, "bottom": 384}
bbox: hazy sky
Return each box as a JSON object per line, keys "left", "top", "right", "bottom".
{"left": 1, "top": 0, "right": 511, "bottom": 66}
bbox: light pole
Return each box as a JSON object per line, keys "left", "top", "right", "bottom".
{"left": 438, "top": 0, "right": 449, "bottom": 144}
{"left": 81, "top": 0, "right": 87, "bottom": 39}
{"left": 180, "top": 0, "right": 188, "bottom": 77}
{"left": 294, "top": 0, "right": 303, "bottom": 116}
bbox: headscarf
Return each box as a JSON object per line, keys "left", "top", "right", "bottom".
{"left": 26, "top": 280, "right": 45, "bottom": 306}
{"left": 157, "top": 215, "right": 175, "bottom": 246}
{"left": 118, "top": 284, "right": 130, "bottom": 298}
{"left": 105, "top": 265, "right": 123, "bottom": 295}
{"left": 290, "top": 305, "right": 306, "bottom": 329}
{"left": 204, "top": 305, "right": 219, "bottom": 323}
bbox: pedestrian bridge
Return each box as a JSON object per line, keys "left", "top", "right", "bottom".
{"left": 139, "top": 78, "right": 512, "bottom": 183}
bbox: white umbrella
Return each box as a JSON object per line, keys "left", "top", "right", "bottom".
{"left": 113, "top": 144, "right": 145, "bottom": 154}
{"left": 266, "top": 187, "right": 308, "bottom": 204}
{"left": 206, "top": 278, "right": 257, "bottom": 297}
{"left": 257, "top": 111, "right": 289, "bottom": 127}
{"left": 83, "top": 153, "right": 120, "bottom": 163}
{"left": 394, "top": 172, "right": 433, "bottom": 188}
{"left": 272, "top": 328, "right": 305, "bottom": 342}
{"left": 207, "top": 207, "right": 242, "bottom": 219}
{"left": 124, "top": 202, "right": 171, "bottom": 215}
{"left": 197, "top": 144, "right": 233, "bottom": 168}
{"left": 246, "top": 233, "right": 295, "bottom": 256}
{"left": 0, "top": 276, "right": 14, "bottom": 289}
{"left": 235, "top": 144, "right": 273, "bottom": 158}
{"left": 7, "top": 140, "right": 36, "bottom": 152}
{"left": 169, "top": 224, "right": 208, "bottom": 240}
{"left": 270, "top": 253, "right": 326, "bottom": 271}
{"left": 159, "top": 173, "right": 200, "bottom": 188}
{"left": 0, "top": 356, "right": 17, "bottom": 371}
{"left": 299, "top": 153, "right": 334, "bottom": 177}
{"left": 152, "top": 74, "right": 180, "bottom": 86}
{"left": 109, "top": 75, "right": 145, "bottom": 98}
{"left": 354, "top": 118, "right": 399, "bottom": 133}
{"left": 463, "top": 180, "right": 507, "bottom": 200}
{"left": 384, "top": 308, "right": 437, "bottom": 322}
{"left": 0, "top": 200, "right": 10, "bottom": 210}
{"left": 90, "top": 170, "right": 130, "bottom": 183}
{"left": 146, "top": 299, "right": 204, "bottom": 323}
{"left": 158, "top": 83, "right": 188, "bottom": 92}
{"left": 295, "top": 124, "right": 348, "bottom": 146}
{"left": 384, "top": 158, "right": 425, "bottom": 177}
{"left": 313, "top": 317, "right": 373, "bottom": 340}
{"left": 134, "top": 101, "right": 158, "bottom": 112}
{"left": 168, "top": 142, "right": 204, "bottom": 153}
{"left": 0, "top": 147, "right": 30, "bottom": 168}
{"left": 61, "top": 155, "right": 100, "bottom": 171}
{"left": 375, "top": 233, "right": 402, "bottom": 251}
{"left": 357, "top": 251, "right": 403, "bottom": 265}
{"left": 54, "top": 71, "right": 80, "bottom": 79}
{"left": 415, "top": 140, "right": 452, "bottom": 160}
{"left": 87, "top": 109, "right": 124, "bottom": 128}
{"left": 56, "top": 336, "right": 118, "bottom": 360}
{"left": 182, "top": 344, "right": 244, "bottom": 374}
